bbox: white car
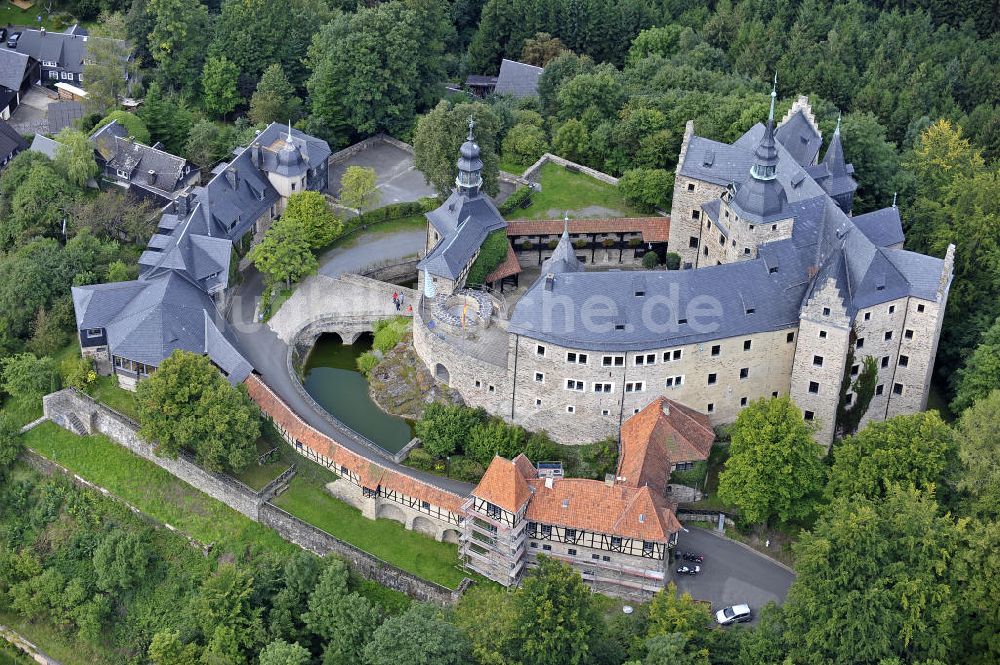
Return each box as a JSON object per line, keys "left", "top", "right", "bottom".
{"left": 715, "top": 604, "right": 752, "bottom": 625}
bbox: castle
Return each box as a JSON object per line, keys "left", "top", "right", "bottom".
{"left": 415, "top": 90, "right": 954, "bottom": 447}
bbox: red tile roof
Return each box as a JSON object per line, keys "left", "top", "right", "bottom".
{"left": 525, "top": 478, "right": 680, "bottom": 543}
{"left": 472, "top": 455, "right": 533, "bottom": 513}
{"left": 485, "top": 241, "right": 521, "bottom": 283}
{"left": 506, "top": 217, "right": 670, "bottom": 243}
{"left": 512, "top": 453, "right": 536, "bottom": 479}
{"left": 620, "top": 397, "right": 714, "bottom": 480}
{"left": 244, "top": 374, "right": 465, "bottom": 513}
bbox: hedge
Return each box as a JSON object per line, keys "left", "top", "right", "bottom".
{"left": 465, "top": 229, "right": 510, "bottom": 286}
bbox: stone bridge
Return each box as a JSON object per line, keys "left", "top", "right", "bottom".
{"left": 269, "top": 273, "right": 418, "bottom": 361}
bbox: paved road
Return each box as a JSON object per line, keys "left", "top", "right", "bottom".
{"left": 671, "top": 525, "right": 795, "bottom": 623}
{"left": 318, "top": 228, "right": 424, "bottom": 278}
{"left": 227, "top": 228, "right": 474, "bottom": 496}
{"left": 329, "top": 142, "right": 436, "bottom": 205}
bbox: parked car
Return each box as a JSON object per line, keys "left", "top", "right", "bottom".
{"left": 715, "top": 604, "right": 752, "bottom": 625}
{"left": 676, "top": 565, "right": 700, "bottom": 575}
{"left": 0, "top": 28, "right": 7, "bottom": 43}
{"left": 6, "top": 31, "right": 21, "bottom": 48}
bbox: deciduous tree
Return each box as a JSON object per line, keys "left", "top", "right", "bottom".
{"left": 54, "top": 129, "right": 99, "bottom": 189}
{"left": 202, "top": 56, "right": 241, "bottom": 119}
{"left": 338, "top": 166, "right": 379, "bottom": 211}
{"left": 955, "top": 389, "right": 1000, "bottom": 519}
{"left": 618, "top": 169, "right": 673, "bottom": 213}
{"left": 147, "top": 0, "right": 211, "bottom": 92}
{"left": 415, "top": 403, "right": 484, "bottom": 458}
{"left": 521, "top": 32, "right": 569, "bottom": 67}
{"left": 258, "top": 639, "right": 310, "bottom": 665}
{"left": 249, "top": 64, "right": 301, "bottom": 127}
{"left": 717, "top": 396, "right": 826, "bottom": 525}
{"left": 281, "top": 191, "right": 343, "bottom": 249}
{"left": 412, "top": 101, "right": 501, "bottom": 197}
{"left": 94, "top": 111, "right": 151, "bottom": 145}
{"left": 952, "top": 315, "right": 1000, "bottom": 414}
{"left": 83, "top": 12, "right": 139, "bottom": 115}
{"left": 136, "top": 350, "right": 260, "bottom": 472}
{"left": 0, "top": 414, "right": 21, "bottom": 476}
{"left": 501, "top": 123, "right": 549, "bottom": 166}
{"left": 1, "top": 353, "right": 60, "bottom": 400}
{"left": 363, "top": 602, "right": 470, "bottom": 665}
{"left": 248, "top": 218, "right": 318, "bottom": 288}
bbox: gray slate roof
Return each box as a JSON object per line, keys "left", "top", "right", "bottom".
{"left": 0, "top": 49, "right": 31, "bottom": 90}
{"left": 29, "top": 134, "right": 60, "bottom": 158}
{"left": 775, "top": 109, "right": 822, "bottom": 166}
{"left": 852, "top": 207, "right": 904, "bottom": 248}
{"left": 71, "top": 272, "right": 251, "bottom": 384}
{"left": 510, "top": 109, "right": 947, "bottom": 350}
{"left": 47, "top": 100, "right": 83, "bottom": 134}
{"left": 419, "top": 191, "right": 506, "bottom": 279}
{"left": 4, "top": 28, "right": 128, "bottom": 76}
{"left": 91, "top": 120, "right": 193, "bottom": 193}
{"left": 494, "top": 59, "right": 543, "bottom": 98}
{"left": 0, "top": 119, "right": 26, "bottom": 159}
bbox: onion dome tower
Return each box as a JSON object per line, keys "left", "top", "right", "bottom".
{"left": 456, "top": 117, "right": 484, "bottom": 198}
{"left": 731, "top": 76, "right": 788, "bottom": 220}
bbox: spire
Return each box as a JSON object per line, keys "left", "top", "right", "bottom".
{"left": 749, "top": 73, "right": 779, "bottom": 182}
{"left": 834, "top": 112, "right": 841, "bottom": 136}
{"left": 455, "top": 116, "right": 484, "bottom": 197}
{"left": 731, "top": 76, "right": 787, "bottom": 220}
{"left": 542, "top": 214, "right": 582, "bottom": 274}
{"left": 563, "top": 211, "right": 569, "bottom": 237}
{"left": 286, "top": 120, "right": 293, "bottom": 143}
{"left": 768, "top": 72, "right": 777, "bottom": 124}
{"left": 892, "top": 192, "right": 897, "bottom": 208}
{"left": 822, "top": 112, "right": 847, "bottom": 177}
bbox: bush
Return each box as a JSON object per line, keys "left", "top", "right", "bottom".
{"left": 344, "top": 201, "right": 425, "bottom": 235}
{"left": 372, "top": 317, "right": 411, "bottom": 353}
{"left": 356, "top": 351, "right": 379, "bottom": 375}
{"left": 664, "top": 251, "right": 681, "bottom": 270}
{"left": 618, "top": 168, "right": 674, "bottom": 213}
{"left": 465, "top": 420, "right": 527, "bottom": 467}
{"left": 641, "top": 250, "right": 660, "bottom": 269}
{"left": 499, "top": 186, "right": 532, "bottom": 215}
{"left": 671, "top": 461, "right": 708, "bottom": 488}
{"left": 465, "top": 229, "right": 510, "bottom": 287}
{"left": 501, "top": 123, "right": 549, "bottom": 167}
{"left": 406, "top": 447, "right": 435, "bottom": 471}
{"left": 61, "top": 356, "right": 97, "bottom": 394}
{"left": 449, "top": 457, "right": 487, "bottom": 483}
{"left": 1, "top": 353, "right": 60, "bottom": 400}
{"left": 416, "top": 404, "right": 485, "bottom": 458}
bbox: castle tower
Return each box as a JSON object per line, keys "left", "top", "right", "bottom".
{"left": 729, "top": 78, "right": 788, "bottom": 221}
{"left": 815, "top": 115, "right": 858, "bottom": 215}
{"left": 456, "top": 117, "right": 484, "bottom": 197}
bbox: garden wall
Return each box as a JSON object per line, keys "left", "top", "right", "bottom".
{"left": 522, "top": 153, "right": 619, "bottom": 186}
{"left": 40, "top": 388, "right": 470, "bottom": 603}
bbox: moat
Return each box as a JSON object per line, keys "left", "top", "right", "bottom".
{"left": 302, "top": 333, "right": 415, "bottom": 453}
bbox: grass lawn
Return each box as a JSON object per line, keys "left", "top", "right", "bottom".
{"left": 21, "top": 421, "right": 296, "bottom": 559}
{"left": 273, "top": 476, "right": 469, "bottom": 589}
{"left": 335, "top": 213, "right": 427, "bottom": 250}
{"left": 517, "top": 162, "right": 639, "bottom": 220}
{"left": 91, "top": 375, "right": 139, "bottom": 420}
{"left": 0, "top": 6, "right": 75, "bottom": 32}
{"left": 0, "top": 612, "right": 102, "bottom": 665}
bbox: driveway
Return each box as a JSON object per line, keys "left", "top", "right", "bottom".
{"left": 329, "top": 141, "right": 436, "bottom": 205}
{"left": 227, "top": 228, "right": 474, "bottom": 496}
{"left": 671, "top": 525, "right": 795, "bottom": 623}
{"left": 9, "top": 87, "right": 54, "bottom": 135}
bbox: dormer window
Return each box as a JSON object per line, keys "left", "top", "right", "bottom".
{"left": 86, "top": 328, "right": 102, "bottom": 338}
{"left": 116, "top": 169, "right": 128, "bottom": 178}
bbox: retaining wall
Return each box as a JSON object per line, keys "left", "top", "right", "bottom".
{"left": 522, "top": 153, "right": 619, "bottom": 186}
{"left": 40, "top": 388, "right": 471, "bottom": 603}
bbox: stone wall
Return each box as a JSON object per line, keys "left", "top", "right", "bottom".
{"left": 668, "top": 173, "right": 727, "bottom": 269}
{"left": 359, "top": 259, "right": 420, "bottom": 285}
{"left": 42, "top": 389, "right": 262, "bottom": 519}
{"left": 328, "top": 134, "right": 414, "bottom": 166}
{"left": 522, "top": 153, "right": 619, "bottom": 186}
{"left": 41, "top": 388, "right": 470, "bottom": 603}
{"left": 259, "top": 504, "right": 464, "bottom": 604}
{"left": 1, "top": 624, "right": 61, "bottom": 665}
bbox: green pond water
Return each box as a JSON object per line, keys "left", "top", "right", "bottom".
{"left": 302, "top": 333, "right": 415, "bottom": 453}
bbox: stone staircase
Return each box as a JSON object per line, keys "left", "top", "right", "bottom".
{"left": 64, "top": 412, "right": 88, "bottom": 436}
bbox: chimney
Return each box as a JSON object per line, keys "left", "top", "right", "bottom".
{"left": 544, "top": 272, "right": 554, "bottom": 291}
{"left": 225, "top": 167, "right": 239, "bottom": 189}
{"left": 604, "top": 473, "right": 615, "bottom": 487}
{"left": 146, "top": 169, "right": 156, "bottom": 185}
{"left": 176, "top": 193, "right": 189, "bottom": 216}
{"left": 662, "top": 401, "right": 670, "bottom": 416}
{"left": 544, "top": 477, "right": 553, "bottom": 489}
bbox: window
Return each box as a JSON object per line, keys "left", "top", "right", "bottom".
{"left": 808, "top": 381, "right": 819, "bottom": 394}
{"left": 643, "top": 541, "right": 654, "bottom": 556}
{"left": 875, "top": 384, "right": 884, "bottom": 396}
{"left": 535, "top": 398, "right": 542, "bottom": 406}
{"left": 899, "top": 355, "right": 909, "bottom": 367}
{"left": 634, "top": 290, "right": 645, "bottom": 297}
{"left": 739, "top": 367, "right": 749, "bottom": 379}
{"left": 542, "top": 544, "right": 552, "bottom": 551}
{"left": 813, "top": 355, "right": 824, "bottom": 367}
{"left": 689, "top": 236, "right": 699, "bottom": 248}
{"left": 804, "top": 410, "right": 814, "bottom": 421}
{"left": 116, "top": 169, "right": 129, "bottom": 178}
{"left": 744, "top": 247, "right": 751, "bottom": 255}
{"left": 422, "top": 501, "right": 430, "bottom": 510}
{"left": 771, "top": 224, "right": 778, "bottom": 231}
{"left": 687, "top": 182, "right": 695, "bottom": 191}
{"left": 845, "top": 393, "right": 854, "bottom": 405}
{"left": 610, "top": 536, "right": 623, "bottom": 549}
{"left": 740, "top": 396, "right": 748, "bottom": 406}
{"left": 819, "top": 330, "right": 827, "bottom": 339}
{"left": 488, "top": 385, "right": 495, "bottom": 393}
{"left": 678, "top": 318, "right": 687, "bottom": 325}
{"left": 703, "top": 246, "right": 709, "bottom": 256}
{"left": 486, "top": 503, "right": 502, "bottom": 520}
{"left": 86, "top": 328, "right": 102, "bottom": 338}
{"left": 291, "top": 182, "right": 296, "bottom": 191}
{"left": 851, "top": 364, "right": 859, "bottom": 376}
{"left": 707, "top": 373, "right": 717, "bottom": 385}
{"left": 743, "top": 339, "right": 752, "bottom": 351}
{"left": 568, "top": 548, "right": 577, "bottom": 556}
{"left": 635, "top": 353, "right": 655, "bottom": 366}
{"left": 602, "top": 555, "right": 611, "bottom": 562}
{"left": 884, "top": 331, "right": 893, "bottom": 341}
{"left": 601, "top": 409, "right": 610, "bottom": 416}
{"left": 614, "top": 324, "right": 625, "bottom": 331}
{"left": 541, "top": 525, "right": 552, "bottom": 537}
{"left": 691, "top": 209, "right": 701, "bottom": 221}
{"left": 534, "top": 372, "right": 544, "bottom": 382}
{"left": 662, "top": 349, "right": 682, "bottom": 362}
{"left": 536, "top": 345, "right": 546, "bottom": 356}
{"left": 566, "top": 352, "right": 588, "bottom": 364}
{"left": 530, "top": 542, "right": 538, "bottom": 548}
{"left": 707, "top": 403, "right": 714, "bottom": 413}
{"left": 48, "top": 70, "right": 58, "bottom": 79}
{"left": 822, "top": 307, "right": 831, "bottom": 316}
{"left": 625, "top": 382, "right": 645, "bottom": 393}
{"left": 772, "top": 391, "right": 779, "bottom": 397}
{"left": 565, "top": 379, "right": 585, "bottom": 391}
{"left": 889, "top": 305, "right": 896, "bottom": 314}
{"left": 664, "top": 375, "right": 683, "bottom": 388}
{"left": 770, "top": 266, "right": 779, "bottom": 274}
{"left": 566, "top": 405, "right": 575, "bottom": 413}
{"left": 475, "top": 380, "right": 482, "bottom": 388}
{"left": 565, "top": 529, "right": 576, "bottom": 542}
{"left": 856, "top": 337, "right": 865, "bottom": 349}
{"left": 593, "top": 382, "right": 612, "bottom": 393}
{"left": 905, "top": 329, "right": 914, "bottom": 339}
{"left": 602, "top": 355, "right": 624, "bottom": 367}
{"left": 592, "top": 554, "right": 600, "bottom": 560}
{"left": 893, "top": 383, "right": 904, "bottom": 395}
{"left": 711, "top": 344, "right": 721, "bottom": 356}
{"left": 61, "top": 71, "right": 72, "bottom": 80}
{"left": 917, "top": 304, "right": 925, "bottom": 313}
{"left": 881, "top": 356, "right": 890, "bottom": 368}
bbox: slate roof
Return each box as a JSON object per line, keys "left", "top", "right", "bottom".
{"left": 420, "top": 191, "right": 507, "bottom": 280}
{"left": 4, "top": 28, "right": 129, "bottom": 76}
{"left": 541, "top": 225, "right": 582, "bottom": 274}
{"left": 0, "top": 48, "right": 31, "bottom": 90}
{"left": 0, "top": 119, "right": 27, "bottom": 159}
{"left": 71, "top": 272, "right": 251, "bottom": 384}
{"left": 29, "top": 134, "right": 61, "bottom": 158}
{"left": 47, "top": 100, "right": 83, "bottom": 134}
{"left": 494, "top": 59, "right": 543, "bottom": 98}
{"left": 91, "top": 120, "right": 193, "bottom": 194}
{"left": 852, "top": 206, "right": 904, "bottom": 248}
{"left": 511, "top": 106, "right": 949, "bottom": 350}
{"left": 775, "top": 108, "right": 822, "bottom": 167}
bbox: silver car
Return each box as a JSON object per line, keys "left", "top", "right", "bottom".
{"left": 715, "top": 603, "right": 752, "bottom": 625}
